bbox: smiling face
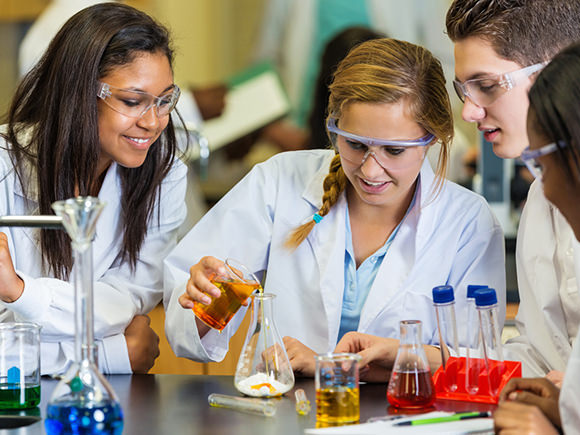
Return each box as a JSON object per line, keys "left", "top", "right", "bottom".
{"left": 338, "top": 101, "right": 428, "bottom": 213}
{"left": 454, "top": 36, "right": 533, "bottom": 159}
{"left": 97, "top": 51, "right": 174, "bottom": 176}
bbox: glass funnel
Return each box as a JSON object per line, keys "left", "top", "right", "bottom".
{"left": 234, "top": 293, "right": 294, "bottom": 398}
{"left": 387, "top": 320, "right": 435, "bottom": 409}
{"left": 45, "top": 197, "right": 123, "bottom": 434}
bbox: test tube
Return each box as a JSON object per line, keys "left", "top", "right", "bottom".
{"left": 207, "top": 393, "right": 276, "bottom": 417}
{"left": 432, "top": 286, "right": 459, "bottom": 392}
{"left": 294, "top": 389, "right": 311, "bottom": 415}
{"left": 465, "top": 285, "right": 488, "bottom": 395}
{"left": 475, "top": 288, "right": 505, "bottom": 397}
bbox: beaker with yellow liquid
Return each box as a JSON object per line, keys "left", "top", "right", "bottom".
{"left": 314, "top": 353, "right": 361, "bottom": 424}
{"left": 193, "top": 258, "right": 260, "bottom": 331}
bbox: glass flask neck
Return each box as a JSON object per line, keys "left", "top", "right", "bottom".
{"left": 251, "top": 293, "right": 274, "bottom": 323}
{"left": 399, "top": 320, "right": 422, "bottom": 346}
{"left": 73, "top": 242, "right": 96, "bottom": 364}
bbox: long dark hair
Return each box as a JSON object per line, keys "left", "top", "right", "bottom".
{"left": 528, "top": 41, "right": 580, "bottom": 179}
{"left": 1, "top": 3, "right": 178, "bottom": 279}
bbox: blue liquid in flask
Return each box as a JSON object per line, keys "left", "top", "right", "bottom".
{"left": 45, "top": 400, "right": 123, "bottom": 435}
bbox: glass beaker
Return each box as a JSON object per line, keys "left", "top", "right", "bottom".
{"left": 0, "top": 322, "right": 41, "bottom": 409}
{"left": 45, "top": 197, "right": 123, "bottom": 434}
{"left": 193, "top": 258, "right": 261, "bottom": 331}
{"left": 387, "top": 320, "right": 435, "bottom": 409}
{"left": 314, "top": 353, "right": 361, "bottom": 424}
{"left": 234, "top": 293, "right": 294, "bottom": 398}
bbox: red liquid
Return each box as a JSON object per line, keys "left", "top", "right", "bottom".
{"left": 387, "top": 370, "right": 435, "bottom": 408}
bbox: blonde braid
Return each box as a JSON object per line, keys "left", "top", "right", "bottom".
{"left": 285, "top": 154, "right": 347, "bottom": 250}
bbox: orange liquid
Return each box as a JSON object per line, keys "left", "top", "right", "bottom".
{"left": 316, "top": 387, "right": 360, "bottom": 424}
{"left": 387, "top": 370, "right": 435, "bottom": 409}
{"left": 193, "top": 279, "right": 260, "bottom": 330}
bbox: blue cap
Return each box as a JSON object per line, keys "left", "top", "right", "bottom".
{"left": 467, "top": 285, "right": 488, "bottom": 299}
{"left": 475, "top": 288, "right": 497, "bottom": 307}
{"left": 432, "top": 285, "right": 454, "bottom": 304}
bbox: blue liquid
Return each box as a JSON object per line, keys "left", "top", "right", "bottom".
{"left": 45, "top": 401, "right": 123, "bottom": 435}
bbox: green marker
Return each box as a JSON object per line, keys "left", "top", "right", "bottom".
{"left": 394, "top": 411, "right": 492, "bottom": 426}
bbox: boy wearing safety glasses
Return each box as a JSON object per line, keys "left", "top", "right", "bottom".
{"left": 164, "top": 38, "right": 505, "bottom": 377}
{"left": 446, "top": 0, "right": 580, "bottom": 381}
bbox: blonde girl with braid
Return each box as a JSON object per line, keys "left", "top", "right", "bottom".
{"left": 164, "top": 38, "right": 506, "bottom": 378}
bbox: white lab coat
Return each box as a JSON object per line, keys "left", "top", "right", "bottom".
{"left": 164, "top": 150, "right": 506, "bottom": 363}
{"left": 504, "top": 180, "right": 580, "bottom": 376}
{"left": 559, "top": 238, "right": 580, "bottom": 434}
{"left": 0, "top": 136, "right": 187, "bottom": 374}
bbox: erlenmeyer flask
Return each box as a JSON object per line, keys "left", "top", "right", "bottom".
{"left": 234, "top": 293, "right": 294, "bottom": 397}
{"left": 387, "top": 320, "right": 435, "bottom": 409}
{"left": 45, "top": 197, "right": 123, "bottom": 434}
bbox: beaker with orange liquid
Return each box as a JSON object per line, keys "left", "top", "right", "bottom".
{"left": 387, "top": 320, "right": 435, "bottom": 409}
{"left": 193, "top": 258, "right": 260, "bottom": 331}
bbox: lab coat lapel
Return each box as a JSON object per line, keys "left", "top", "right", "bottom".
{"left": 91, "top": 163, "right": 122, "bottom": 279}
{"left": 302, "top": 163, "right": 346, "bottom": 345}
{"left": 359, "top": 161, "right": 434, "bottom": 331}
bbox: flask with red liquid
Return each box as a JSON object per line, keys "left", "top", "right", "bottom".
{"left": 387, "top": 320, "right": 435, "bottom": 409}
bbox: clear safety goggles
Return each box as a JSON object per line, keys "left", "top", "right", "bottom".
{"left": 453, "top": 62, "right": 546, "bottom": 107}
{"left": 97, "top": 82, "right": 180, "bottom": 119}
{"left": 326, "top": 117, "right": 434, "bottom": 170}
{"left": 520, "top": 141, "right": 565, "bottom": 178}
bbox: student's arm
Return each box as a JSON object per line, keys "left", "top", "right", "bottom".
{"left": 164, "top": 156, "right": 282, "bottom": 362}
{"left": 2, "top": 158, "right": 187, "bottom": 374}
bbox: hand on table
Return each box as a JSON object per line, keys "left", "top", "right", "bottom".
{"left": 283, "top": 336, "right": 317, "bottom": 377}
{"left": 0, "top": 232, "right": 24, "bottom": 303}
{"left": 498, "top": 377, "right": 561, "bottom": 429}
{"left": 125, "top": 315, "right": 160, "bottom": 374}
{"left": 334, "top": 332, "right": 398, "bottom": 382}
{"left": 493, "top": 401, "right": 559, "bottom": 435}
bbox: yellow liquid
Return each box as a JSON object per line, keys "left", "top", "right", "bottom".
{"left": 193, "top": 279, "right": 259, "bottom": 330}
{"left": 316, "top": 387, "right": 360, "bottom": 424}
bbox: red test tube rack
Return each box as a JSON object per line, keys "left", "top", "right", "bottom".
{"left": 432, "top": 356, "right": 521, "bottom": 404}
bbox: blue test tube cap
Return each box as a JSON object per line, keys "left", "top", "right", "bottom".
{"left": 475, "top": 288, "right": 497, "bottom": 307}
{"left": 467, "top": 284, "right": 488, "bottom": 299}
{"left": 432, "top": 285, "right": 454, "bottom": 304}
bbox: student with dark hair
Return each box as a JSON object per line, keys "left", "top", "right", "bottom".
{"left": 165, "top": 38, "right": 505, "bottom": 377}
{"left": 0, "top": 3, "right": 187, "bottom": 375}
{"left": 446, "top": 0, "right": 580, "bottom": 380}
{"left": 494, "top": 40, "right": 580, "bottom": 435}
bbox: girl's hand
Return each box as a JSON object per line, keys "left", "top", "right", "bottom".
{"left": 334, "top": 332, "right": 398, "bottom": 382}
{"left": 0, "top": 232, "right": 24, "bottom": 303}
{"left": 178, "top": 256, "right": 226, "bottom": 309}
{"left": 494, "top": 401, "right": 559, "bottom": 435}
{"left": 283, "top": 336, "right": 317, "bottom": 377}
{"left": 499, "top": 377, "right": 561, "bottom": 428}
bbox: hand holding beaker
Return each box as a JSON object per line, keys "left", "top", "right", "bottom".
{"left": 186, "top": 257, "right": 260, "bottom": 331}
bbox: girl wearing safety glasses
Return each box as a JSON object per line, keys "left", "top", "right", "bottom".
{"left": 0, "top": 4, "right": 187, "bottom": 375}
{"left": 494, "top": 41, "right": 580, "bottom": 435}
{"left": 165, "top": 38, "right": 505, "bottom": 376}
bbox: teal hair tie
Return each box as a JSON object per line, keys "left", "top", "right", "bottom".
{"left": 312, "top": 213, "right": 323, "bottom": 224}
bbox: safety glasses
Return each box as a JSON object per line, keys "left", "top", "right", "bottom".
{"left": 520, "top": 141, "right": 565, "bottom": 178}
{"left": 453, "top": 62, "right": 546, "bottom": 107}
{"left": 97, "top": 82, "right": 180, "bottom": 119}
{"left": 326, "top": 117, "right": 434, "bottom": 170}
